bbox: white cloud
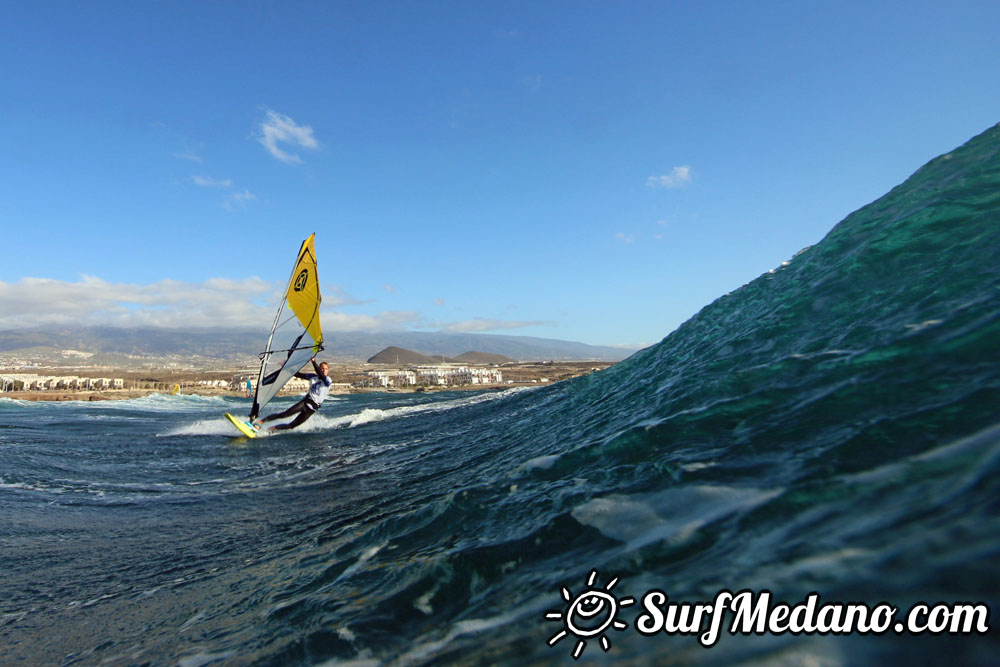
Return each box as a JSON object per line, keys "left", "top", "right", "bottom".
{"left": 322, "top": 284, "right": 368, "bottom": 308}
{"left": 0, "top": 277, "right": 558, "bottom": 338}
{"left": 522, "top": 74, "right": 542, "bottom": 92}
{"left": 616, "top": 232, "right": 634, "bottom": 244}
{"left": 173, "top": 152, "right": 203, "bottom": 163}
{"left": 257, "top": 109, "right": 319, "bottom": 164}
{"left": 0, "top": 276, "right": 397, "bottom": 332}
{"left": 0, "top": 276, "right": 277, "bottom": 330}
{"left": 647, "top": 166, "right": 692, "bottom": 189}
{"left": 192, "top": 175, "right": 234, "bottom": 188}
{"left": 382, "top": 284, "right": 397, "bottom": 293}
{"left": 224, "top": 189, "right": 257, "bottom": 211}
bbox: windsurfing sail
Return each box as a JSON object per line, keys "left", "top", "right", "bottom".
{"left": 248, "top": 233, "right": 324, "bottom": 420}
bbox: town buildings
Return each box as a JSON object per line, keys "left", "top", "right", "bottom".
{"left": 366, "top": 364, "right": 503, "bottom": 388}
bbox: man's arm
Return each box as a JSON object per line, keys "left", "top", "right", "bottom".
{"left": 294, "top": 358, "right": 323, "bottom": 381}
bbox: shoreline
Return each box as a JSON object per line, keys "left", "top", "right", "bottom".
{"left": 1, "top": 389, "right": 168, "bottom": 402}
{"left": 0, "top": 383, "right": 519, "bottom": 403}
{"left": 1, "top": 361, "right": 613, "bottom": 402}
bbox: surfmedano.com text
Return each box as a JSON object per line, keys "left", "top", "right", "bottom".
{"left": 636, "top": 589, "right": 990, "bottom": 647}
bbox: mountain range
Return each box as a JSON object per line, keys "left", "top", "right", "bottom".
{"left": 365, "top": 346, "right": 519, "bottom": 365}
{"left": 0, "top": 327, "right": 634, "bottom": 363}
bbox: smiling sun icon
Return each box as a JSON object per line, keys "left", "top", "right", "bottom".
{"left": 545, "top": 569, "right": 635, "bottom": 659}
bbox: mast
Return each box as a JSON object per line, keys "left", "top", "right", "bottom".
{"left": 249, "top": 234, "right": 317, "bottom": 420}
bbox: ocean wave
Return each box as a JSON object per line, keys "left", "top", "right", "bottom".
{"left": 87, "top": 392, "right": 235, "bottom": 411}
{"left": 308, "top": 387, "right": 534, "bottom": 430}
{"left": 0, "top": 397, "right": 33, "bottom": 407}
{"left": 4, "top": 126, "right": 1000, "bottom": 664}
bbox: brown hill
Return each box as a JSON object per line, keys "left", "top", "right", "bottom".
{"left": 366, "top": 346, "right": 449, "bottom": 365}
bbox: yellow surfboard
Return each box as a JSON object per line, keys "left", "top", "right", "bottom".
{"left": 224, "top": 412, "right": 257, "bottom": 438}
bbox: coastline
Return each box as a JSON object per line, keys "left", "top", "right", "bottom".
{"left": 0, "top": 361, "right": 613, "bottom": 402}
{"left": 0, "top": 384, "right": 514, "bottom": 402}
{"left": 0, "top": 389, "right": 217, "bottom": 402}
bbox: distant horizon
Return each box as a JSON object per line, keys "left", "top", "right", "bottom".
{"left": 0, "top": 323, "right": 648, "bottom": 351}
{"left": 0, "top": 325, "right": 635, "bottom": 363}
{"left": 3, "top": 3, "right": 998, "bottom": 347}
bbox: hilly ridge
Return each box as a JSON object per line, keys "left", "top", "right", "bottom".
{"left": 365, "top": 347, "right": 518, "bottom": 365}
{"left": 0, "top": 327, "right": 631, "bottom": 363}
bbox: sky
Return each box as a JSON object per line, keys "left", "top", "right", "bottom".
{"left": 1, "top": 1, "right": 998, "bottom": 348}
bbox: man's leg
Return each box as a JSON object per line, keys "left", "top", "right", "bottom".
{"left": 271, "top": 408, "right": 315, "bottom": 431}
{"left": 262, "top": 398, "right": 307, "bottom": 423}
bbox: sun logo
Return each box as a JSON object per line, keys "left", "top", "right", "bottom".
{"left": 545, "top": 569, "right": 635, "bottom": 659}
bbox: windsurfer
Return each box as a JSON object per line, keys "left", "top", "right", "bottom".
{"left": 254, "top": 358, "right": 332, "bottom": 431}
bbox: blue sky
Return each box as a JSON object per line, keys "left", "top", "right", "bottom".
{"left": 1, "top": 1, "right": 997, "bottom": 347}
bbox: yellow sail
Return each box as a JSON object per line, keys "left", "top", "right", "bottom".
{"left": 285, "top": 233, "right": 324, "bottom": 353}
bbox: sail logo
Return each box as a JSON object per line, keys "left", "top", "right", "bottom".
{"left": 293, "top": 269, "right": 309, "bottom": 292}
{"left": 544, "top": 570, "right": 635, "bottom": 660}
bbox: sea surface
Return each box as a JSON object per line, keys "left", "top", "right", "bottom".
{"left": 3, "top": 124, "right": 1000, "bottom": 665}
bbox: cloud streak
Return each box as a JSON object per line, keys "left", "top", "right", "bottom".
{"left": 0, "top": 276, "right": 277, "bottom": 330}
{"left": 0, "top": 278, "right": 553, "bottom": 336}
{"left": 224, "top": 189, "right": 257, "bottom": 211}
{"left": 647, "top": 165, "right": 692, "bottom": 189}
{"left": 192, "top": 176, "right": 234, "bottom": 188}
{"left": 257, "top": 110, "right": 319, "bottom": 164}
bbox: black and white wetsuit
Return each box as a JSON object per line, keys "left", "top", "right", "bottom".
{"left": 261, "top": 360, "right": 332, "bottom": 430}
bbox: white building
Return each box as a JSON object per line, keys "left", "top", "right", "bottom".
{"left": 409, "top": 365, "right": 503, "bottom": 387}
{"left": 368, "top": 370, "right": 417, "bottom": 388}
{"left": 195, "top": 379, "right": 230, "bottom": 388}
{"left": 284, "top": 377, "right": 310, "bottom": 393}
{"left": 0, "top": 373, "right": 124, "bottom": 391}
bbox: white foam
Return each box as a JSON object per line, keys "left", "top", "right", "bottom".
{"left": 307, "top": 387, "right": 531, "bottom": 431}
{"left": 0, "top": 611, "right": 28, "bottom": 627}
{"left": 0, "top": 477, "right": 65, "bottom": 495}
{"left": 161, "top": 417, "right": 241, "bottom": 437}
{"left": 395, "top": 598, "right": 549, "bottom": 665}
{"left": 142, "top": 388, "right": 527, "bottom": 437}
{"left": 72, "top": 393, "right": 233, "bottom": 413}
{"left": 178, "top": 651, "right": 235, "bottom": 667}
{"left": 333, "top": 543, "right": 385, "bottom": 584}
{"left": 0, "top": 397, "right": 32, "bottom": 407}
{"left": 521, "top": 454, "right": 560, "bottom": 471}
{"left": 572, "top": 485, "right": 781, "bottom": 549}
{"left": 679, "top": 461, "right": 718, "bottom": 472}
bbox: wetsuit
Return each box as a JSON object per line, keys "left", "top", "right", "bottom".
{"left": 261, "top": 360, "right": 332, "bottom": 430}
